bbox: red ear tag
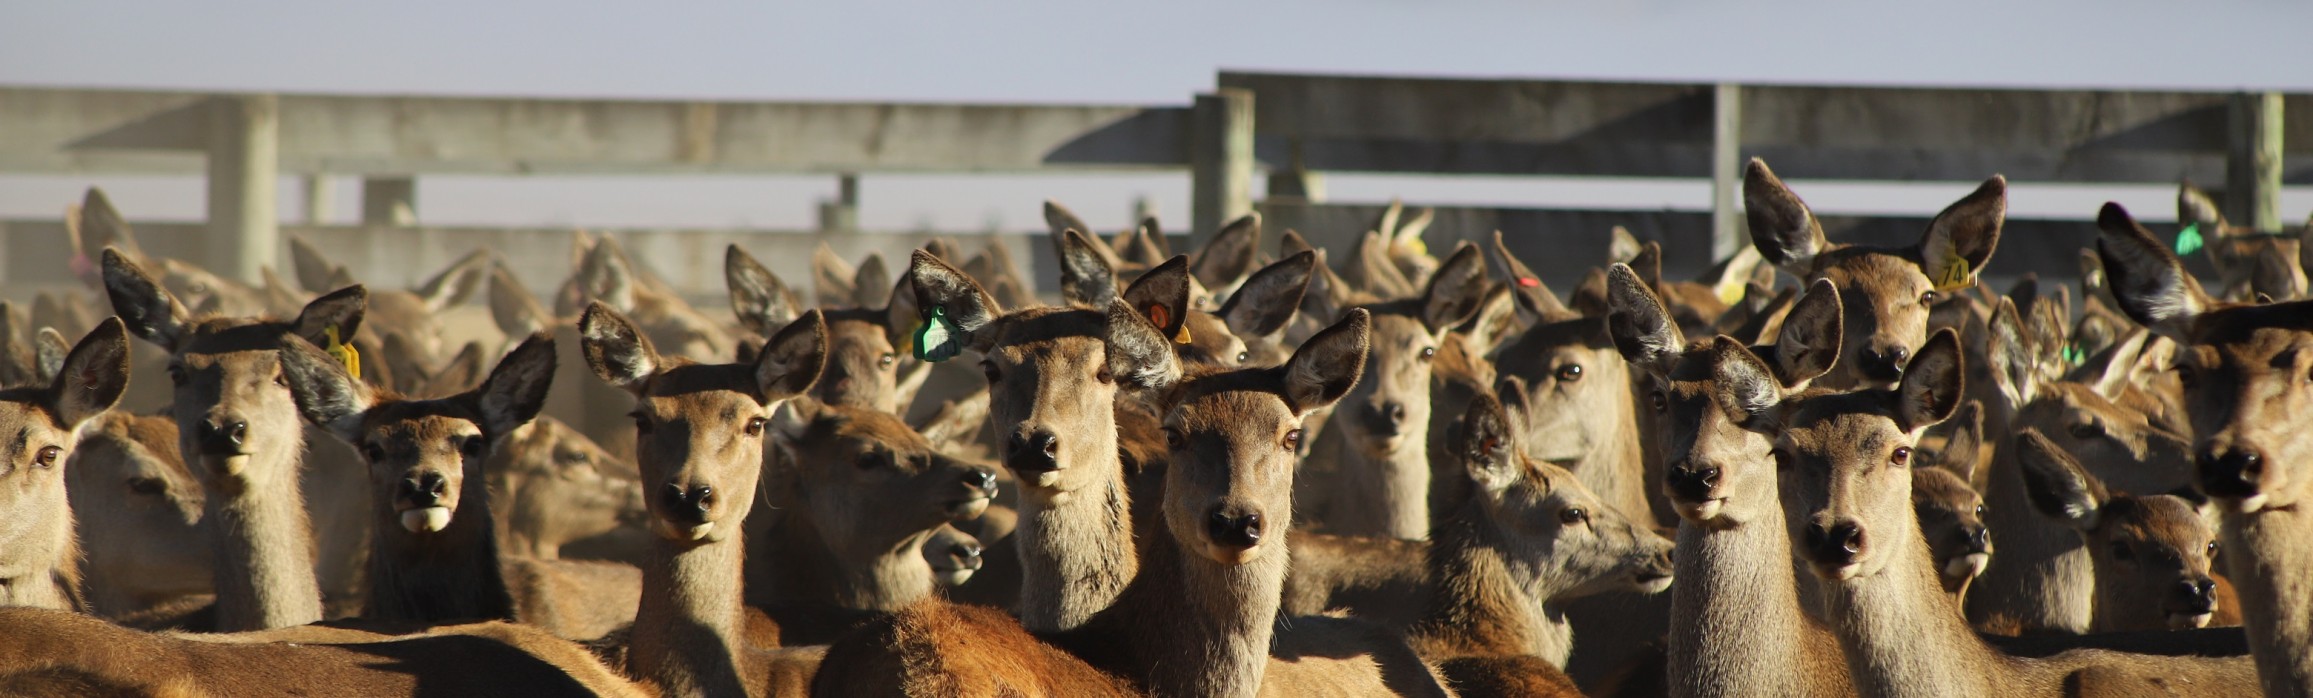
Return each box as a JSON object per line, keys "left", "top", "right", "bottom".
{"left": 1146, "top": 305, "right": 1170, "bottom": 330}
{"left": 1516, "top": 277, "right": 1541, "bottom": 288}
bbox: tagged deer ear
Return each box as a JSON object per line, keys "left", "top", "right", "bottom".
{"left": 473, "top": 332, "right": 557, "bottom": 439}
{"left": 2177, "top": 181, "right": 2228, "bottom": 232}
{"left": 1770, "top": 279, "right": 1843, "bottom": 387}
{"left": 1122, "top": 255, "right": 1193, "bottom": 343}
{"left": 292, "top": 285, "right": 368, "bottom": 350}
{"left": 1458, "top": 392, "right": 1519, "bottom": 494}
{"left": 1486, "top": 230, "right": 1571, "bottom": 324}
{"left": 2015, "top": 428, "right": 2106, "bottom": 532}
{"left": 1917, "top": 176, "right": 2006, "bottom": 292}
{"left": 279, "top": 331, "right": 374, "bottom": 443}
{"left": 906, "top": 250, "right": 1000, "bottom": 358}
{"left": 100, "top": 248, "right": 191, "bottom": 351}
{"left": 1103, "top": 298, "right": 1181, "bottom": 391}
{"left": 47, "top": 318, "right": 129, "bottom": 431}
{"left": 726, "top": 244, "right": 801, "bottom": 337}
{"left": 579, "top": 302, "right": 660, "bottom": 394}
{"left": 754, "top": 309, "right": 828, "bottom": 405}
{"left": 1606, "top": 263, "right": 1682, "bottom": 372}
{"left": 1281, "top": 309, "right": 1370, "bottom": 415}
{"left": 1895, "top": 329, "right": 1965, "bottom": 433}
{"left": 2095, "top": 202, "right": 2210, "bottom": 339}
{"left": 1744, "top": 158, "right": 1827, "bottom": 278}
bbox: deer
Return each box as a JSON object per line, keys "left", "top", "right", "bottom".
{"left": 579, "top": 301, "right": 829, "bottom": 696}
{"left": 1911, "top": 444, "right": 1993, "bottom": 606}
{"left": 2175, "top": 181, "right": 2312, "bottom": 302}
{"left": 68, "top": 410, "right": 218, "bottom": 619}
{"left": 276, "top": 328, "right": 556, "bottom": 625}
{"left": 2012, "top": 429, "right": 2239, "bottom": 633}
{"left": 923, "top": 524, "right": 985, "bottom": 589}
{"left": 101, "top": 248, "right": 366, "bottom": 631}
{"left": 2091, "top": 200, "right": 2313, "bottom": 695}
{"left": 0, "top": 318, "right": 130, "bottom": 611}
{"left": 1605, "top": 263, "right": 1858, "bottom": 698}
{"left": 490, "top": 415, "right": 646, "bottom": 561}
{"left": 1966, "top": 295, "right": 2198, "bottom": 635}
{"left": 1743, "top": 157, "right": 2006, "bottom": 391}
{"left": 730, "top": 244, "right": 927, "bottom": 415}
{"left": 1737, "top": 326, "right": 2258, "bottom": 697}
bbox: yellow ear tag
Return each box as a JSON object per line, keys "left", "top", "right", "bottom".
{"left": 1931, "top": 257, "right": 1973, "bottom": 292}
{"left": 1714, "top": 280, "right": 1746, "bottom": 307}
{"left": 323, "top": 326, "right": 361, "bottom": 379}
{"left": 1400, "top": 235, "right": 1428, "bottom": 257}
{"left": 1174, "top": 324, "right": 1193, "bottom": 345}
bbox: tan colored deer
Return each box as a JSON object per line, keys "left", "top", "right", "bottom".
{"left": 1744, "top": 327, "right": 2257, "bottom": 696}
{"left": 1744, "top": 157, "right": 2006, "bottom": 390}
{"left": 1606, "top": 264, "right": 1857, "bottom": 698}
{"left": 2093, "top": 200, "right": 2313, "bottom": 695}
{"left": 730, "top": 244, "right": 926, "bottom": 415}
{"left": 2176, "top": 181, "right": 2312, "bottom": 302}
{"left": 102, "top": 249, "right": 365, "bottom": 631}
{"left": 579, "top": 301, "right": 828, "bottom": 696}
{"left": 923, "top": 523, "right": 984, "bottom": 588}
{"left": 68, "top": 411, "right": 217, "bottom": 618}
{"left": 0, "top": 319, "right": 130, "bottom": 611}
{"left": 490, "top": 415, "right": 646, "bottom": 560}
{"left": 2012, "top": 429, "right": 2237, "bottom": 632}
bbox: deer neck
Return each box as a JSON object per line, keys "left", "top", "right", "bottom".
{"left": 1668, "top": 489, "right": 1835, "bottom": 696}
{"left": 1412, "top": 503, "right": 1571, "bottom": 665}
{"left": 759, "top": 510, "right": 938, "bottom": 613}
{"left": 363, "top": 471, "right": 514, "bottom": 623}
{"left": 1014, "top": 421, "right": 1137, "bottom": 634}
{"left": 1082, "top": 520, "right": 1283, "bottom": 698}
{"left": 1322, "top": 419, "right": 1431, "bottom": 540}
{"left": 1965, "top": 445, "right": 2093, "bottom": 633}
{"left": 1819, "top": 510, "right": 2008, "bottom": 697}
{"left": 1570, "top": 385, "right": 1651, "bottom": 526}
{"left": 205, "top": 448, "right": 324, "bottom": 631}
{"left": 633, "top": 530, "right": 750, "bottom": 698}
{"left": 2222, "top": 504, "right": 2313, "bottom": 696}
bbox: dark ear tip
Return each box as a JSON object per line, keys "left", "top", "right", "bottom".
{"left": 2096, "top": 203, "right": 2134, "bottom": 231}
{"left": 1744, "top": 157, "right": 1768, "bottom": 174}
{"left": 1982, "top": 175, "right": 2008, "bottom": 193}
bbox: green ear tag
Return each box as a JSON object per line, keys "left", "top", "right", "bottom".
{"left": 914, "top": 306, "right": 962, "bottom": 363}
{"left": 2175, "top": 223, "right": 2205, "bottom": 256}
{"left": 2062, "top": 344, "right": 2085, "bottom": 365}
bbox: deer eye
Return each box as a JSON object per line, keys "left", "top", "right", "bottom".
{"left": 1560, "top": 507, "right": 1589, "bottom": 526}
{"left": 34, "top": 446, "right": 61, "bottom": 468}
{"left": 1095, "top": 367, "right": 1115, "bottom": 385}
{"left": 127, "top": 477, "right": 166, "bottom": 496}
{"left": 1164, "top": 428, "right": 1185, "bottom": 451}
{"left": 1974, "top": 504, "right": 1986, "bottom": 518}
{"left": 2207, "top": 541, "right": 2219, "bottom": 557}
{"left": 1419, "top": 347, "right": 1437, "bottom": 361}
{"left": 1556, "top": 364, "right": 1584, "bottom": 383}
{"left": 2174, "top": 364, "right": 2196, "bottom": 389}
{"left": 459, "top": 436, "right": 486, "bottom": 459}
{"left": 980, "top": 361, "right": 1001, "bottom": 384}
{"left": 1920, "top": 291, "right": 1938, "bottom": 306}
{"left": 2109, "top": 540, "right": 2134, "bottom": 562}
{"left": 879, "top": 353, "right": 897, "bottom": 369}
{"left": 168, "top": 365, "right": 187, "bottom": 386}
{"left": 1236, "top": 351, "right": 1250, "bottom": 364}
{"left": 1890, "top": 447, "right": 1912, "bottom": 467}
{"left": 632, "top": 414, "right": 655, "bottom": 436}
{"left": 2069, "top": 422, "right": 2104, "bottom": 440}
{"left": 744, "top": 417, "right": 768, "bottom": 437}
{"left": 1649, "top": 390, "right": 1667, "bottom": 413}
{"left": 362, "top": 443, "right": 386, "bottom": 462}
{"left": 1282, "top": 429, "right": 1303, "bottom": 450}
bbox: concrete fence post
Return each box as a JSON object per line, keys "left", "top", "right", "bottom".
{"left": 205, "top": 94, "right": 279, "bottom": 283}
{"left": 362, "top": 177, "right": 418, "bottom": 226}
{"left": 2226, "top": 92, "right": 2284, "bottom": 232}
{"left": 1191, "top": 88, "right": 1255, "bottom": 247}
{"left": 1711, "top": 82, "right": 1745, "bottom": 263}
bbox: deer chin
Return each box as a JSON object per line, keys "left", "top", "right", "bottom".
{"left": 400, "top": 506, "right": 453, "bottom": 534}
{"left": 942, "top": 496, "right": 992, "bottom": 521}
{"left": 653, "top": 518, "right": 717, "bottom": 542}
{"left": 931, "top": 567, "right": 977, "bottom": 587}
{"left": 2167, "top": 612, "right": 2214, "bottom": 630}
{"left": 1809, "top": 559, "right": 1865, "bottom": 583}
{"left": 1673, "top": 498, "right": 1725, "bottom": 522}
{"left": 1631, "top": 570, "right": 1675, "bottom": 594}
{"left": 1943, "top": 552, "right": 1989, "bottom": 581}
{"left": 1199, "top": 541, "right": 1265, "bottom": 566}
{"left": 2234, "top": 493, "right": 2271, "bottom": 513}
{"left": 204, "top": 454, "right": 253, "bottom": 477}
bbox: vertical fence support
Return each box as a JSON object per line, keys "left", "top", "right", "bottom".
{"left": 1192, "top": 88, "right": 1255, "bottom": 247}
{"left": 1711, "top": 82, "right": 1745, "bottom": 263}
{"left": 206, "top": 94, "right": 279, "bottom": 283}
{"left": 2227, "top": 91, "right": 2284, "bottom": 232}
{"left": 362, "top": 177, "right": 418, "bottom": 226}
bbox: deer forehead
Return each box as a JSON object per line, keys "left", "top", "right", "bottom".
{"left": 357, "top": 410, "right": 485, "bottom": 451}
{"left": 0, "top": 392, "right": 78, "bottom": 451}
{"left": 824, "top": 316, "right": 895, "bottom": 354}
{"left": 1497, "top": 318, "right": 1613, "bottom": 373}
{"left": 2100, "top": 497, "right": 2213, "bottom": 548}
{"left": 803, "top": 409, "right": 935, "bottom": 460}
{"left": 1781, "top": 395, "right": 1911, "bottom": 464}
{"left": 1909, "top": 468, "right": 1979, "bottom": 508}
{"left": 1166, "top": 384, "right": 1297, "bottom": 440}
{"left": 1815, "top": 252, "right": 1932, "bottom": 300}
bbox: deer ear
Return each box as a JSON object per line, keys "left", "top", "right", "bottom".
{"left": 1281, "top": 309, "right": 1370, "bottom": 415}
{"left": 1059, "top": 229, "right": 1119, "bottom": 308}
{"left": 810, "top": 243, "right": 858, "bottom": 309}
{"left": 1916, "top": 176, "right": 2006, "bottom": 292}
{"left": 1744, "top": 158, "right": 1827, "bottom": 278}
{"left": 1486, "top": 230, "right": 1571, "bottom": 325}
{"left": 754, "top": 310, "right": 828, "bottom": 405}
{"left": 852, "top": 253, "right": 893, "bottom": 310}
{"left": 1940, "top": 400, "right": 1986, "bottom": 484}
{"left": 1606, "top": 263, "right": 1683, "bottom": 372}
{"left": 2015, "top": 428, "right": 2106, "bottom": 532}
{"left": 1708, "top": 337, "right": 1783, "bottom": 430}
{"left": 289, "top": 235, "right": 339, "bottom": 295}
{"left": 33, "top": 328, "right": 69, "bottom": 387}
{"left": 414, "top": 248, "right": 492, "bottom": 312}
{"left": 1122, "top": 255, "right": 1194, "bottom": 343}
{"left": 1629, "top": 239, "right": 1665, "bottom": 290}
{"left": 1771, "top": 279, "right": 1843, "bottom": 387}
{"left": 2096, "top": 202, "right": 2211, "bottom": 339}
{"left": 906, "top": 250, "right": 1001, "bottom": 357}
{"left": 1607, "top": 225, "right": 1644, "bottom": 265}
{"left": 577, "top": 239, "right": 637, "bottom": 313}
{"left": 472, "top": 332, "right": 557, "bottom": 440}
{"left": 1895, "top": 329, "right": 1965, "bottom": 433}
{"left": 1986, "top": 296, "right": 2037, "bottom": 412}
{"left": 2177, "top": 181, "right": 2228, "bottom": 233}
{"left": 46, "top": 318, "right": 129, "bottom": 431}
{"left": 769, "top": 398, "right": 820, "bottom": 446}
{"left": 487, "top": 262, "right": 550, "bottom": 338}
{"left": 292, "top": 285, "right": 368, "bottom": 350}
{"left": 726, "top": 244, "right": 802, "bottom": 337}
{"left": 1458, "top": 392, "right": 1519, "bottom": 494}
{"left": 100, "top": 248, "right": 191, "bottom": 351}
{"left": 579, "top": 302, "right": 660, "bottom": 394}
{"left": 1192, "top": 213, "right": 1263, "bottom": 297}
{"left": 1103, "top": 298, "right": 1181, "bottom": 392}
{"left": 1221, "top": 251, "right": 1313, "bottom": 342}
{"left": 279, "top": 331, "right": 374, "bottom": 443}
{"left": 420, "top": 341, "right": 487, "bottom": 397}
{"left": 1419, "top": 243, "right": 1489, "bottom": 334}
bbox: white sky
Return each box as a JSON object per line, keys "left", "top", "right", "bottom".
{"left": 4, "top": 0, "right": 2310, "bottom": 231}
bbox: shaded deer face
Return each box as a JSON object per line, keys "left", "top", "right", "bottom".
{"left": 980, "top": 309, "right": 1125, "bottom": 497}
{"left": 2016, "top": 382, "right": 2194, "bottom": 498}
{"left": 68, "top": 415, "right": 212, "bottom": 599}
{"left": 923, "top": 524, "right": 984, "bottom": 588}
{"left": 1496, "top": 318, "right": 1628, "bottom": 464}
{"left": 165, "top": 331, "right": 310, "bottom": 486}
{"left": 1815, "top": 253, "right": 1937, "bottom": 389}
{"left": 492, "top": 417, "right": 644, "bottom": 553}
{"left": 1648, "top": 354, "right": 1778, "bottom": 528}
{"left": 1479, "top": 447, "right": 1675, "bottom": 597}
{"left": 1334, "top": 313, "right": 1439, "bottom": 455}
{"left": 2085, "top": 495, "right": 2222, "bottom": 631}
{"left": 776, "top": 402, "right": 1001, "bottom": 556}
{"left": 347, "top": 410, "right": 486, "bottom": 533}
{"left": 1909, "top": 466, "right": 1990, "bottom": 588}
{"left": 818, "top": 313, "right": 904, "bottom": 413}
{"left": 2175, "top": 320, "right": 2313, "bottom": 512}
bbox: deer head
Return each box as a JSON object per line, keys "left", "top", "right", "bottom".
{"left": 0, "top": 319, "right": 130, "bottom": 609}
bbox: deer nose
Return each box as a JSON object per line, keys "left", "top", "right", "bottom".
{"left": 1962, "top": 524, "right": 1991, "bottom": 553}
{"left": 963, "top": 468, "right": 999, "bottom": 495}
{"left": 660, "top": 483, "right": 716, "bottom": 523}
{"left": 1804, "top": 520, "right": 1866, "bottom": 567}
{"left": 951, "top": 542, "right": 984, "bottom": 566}
{"left": 2197, "top": 447, "right": 2265, "bottom": 499}
{"left": 195, "top": 419, "right": 249, "bottom": 456}
{"left": 1860, "top": 345, "right": 1909, "bottom": 381}
{"left": 1665, "top": 463, "right": 1721, "bottom": 502}
{"left": 1206, "top": 508, "right": 1264, "bottom": 549}
{"left": 1006, "top": 430, "right": 1061, "bottom": 475}
{"left": 400, "top": 473, "right": 449, "bottom": 506}
{"left": 2175, "top": 577, "right": 2218, "bottom": 611}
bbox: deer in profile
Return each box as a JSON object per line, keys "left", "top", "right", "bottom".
{"left": 2093, "top": 201, "right": 2313, "bottom": 695}
{"left": 1605, "top": 263, "right": 1857, "bottom": 698}
{"left": 2012, "top": 429, "right": 2237, "bottom": 633}
{"left": 2175, "top": 181, "right": 2312, "bottom": 302}
{"left": 1744, "top": 157, "right": 2006, "bottom": 390}
{"left": 102, "top": 248, "right": 365, "bottom": 631}
{"left": 1742, "top": 327, "right": 2256, "bottom": 696}
{"left": 490, "top": 415, "right": 646, "bottom": 561}
{"left": 69, "top": 408, "right": 217, "bottom": 619}
{"left": 580, "top": 301, "right": 828, "bottom": 696}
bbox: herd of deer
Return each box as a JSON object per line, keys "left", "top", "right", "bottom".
{"left": 1, "top": 158, "right": 2311, "bottom": 697}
